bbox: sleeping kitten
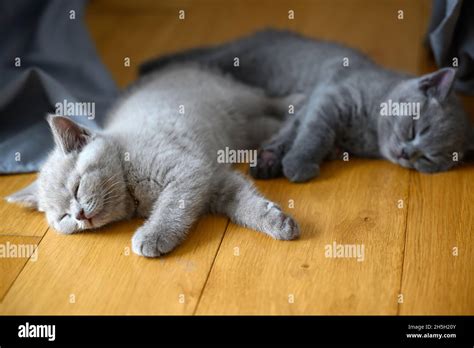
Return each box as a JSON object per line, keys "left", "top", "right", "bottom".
{"left": 141, "top": 29, "right": 474, "bottom": 182}
{"left": 6, "top": 65, "right": 299, "bottom": 257}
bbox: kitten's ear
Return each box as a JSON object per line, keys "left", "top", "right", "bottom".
{"left": 5, "top": 181, "right": 39, "bottom": 210}
{"left": 418, "top": 68, "right": 456, "bottom": 102}
{"left": 47, "top": 115, "right": 93, "bottom": 154}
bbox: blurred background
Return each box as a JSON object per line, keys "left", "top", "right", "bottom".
{"left": 2, "top": 0, "right": 473, "bottom": 172}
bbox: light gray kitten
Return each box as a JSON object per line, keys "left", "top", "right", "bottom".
{"left": 7, "top": 65, "right": 299, "bottom": 257}
{"left": 141, "top": 29, "right": 474, "bottom": 182}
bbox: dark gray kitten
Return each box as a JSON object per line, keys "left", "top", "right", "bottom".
{"left": 141, "top": 29, "right": 474, "bottom": 182}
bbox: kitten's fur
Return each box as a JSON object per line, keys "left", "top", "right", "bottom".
{"left": 141, "top": 29, "right": 474, "bottom": 182}
{"left": 7, "top": 65, "right": 299, "bottom": 257}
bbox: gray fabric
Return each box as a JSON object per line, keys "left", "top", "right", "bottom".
{"left": 428, "top": 0, "right": 474, "bottom": 94}
{"left": 0, "top": 0, "right": 118, "bottom": 173}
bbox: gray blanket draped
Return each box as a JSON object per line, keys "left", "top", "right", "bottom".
{"left": 427, "top": 0, "right": 474, "bottom": 94}
{"left": 0, "top": 0, "right": 117, "bottom": 173}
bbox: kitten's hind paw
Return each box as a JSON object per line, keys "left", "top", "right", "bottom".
{"left": 131, "top": 226, "right": 179, "bottom": 258}
{"left": 282, "top": 154, "right": 320, "bottom": 183}
{"left": 263, "top": 202, "right": 300, "bottom": 240}
{"left": 249, "top": 149, "right": 283, "bottom": 179}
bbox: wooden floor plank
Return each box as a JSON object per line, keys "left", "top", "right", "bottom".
{"left": 399, "top": 168, "right": 474, "bottom": 314}
{"left": 0, "top": 175, "right": 49, "bottom": 237}
{"left": 0, "top": 235, "right": 41, "bottom": 301}
{"left": 196, "top": 160, "right": 410, "bottom": 314}
{"left": 0, "top": 216, "right": 227, "bottom": 314}
{"left": 397, "top": 0, "right": 474, "bottom": 315}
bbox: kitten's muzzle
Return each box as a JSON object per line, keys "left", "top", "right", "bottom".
{"left": 398, "top": 147, "right": 421, "bottom": 162}
{"left": 75, "top": 208, "right": 96, "bottom": 226}
{"left": 75, "top": 209, "right": 87, "bottom": 221}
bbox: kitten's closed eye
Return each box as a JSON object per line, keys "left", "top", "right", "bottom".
{"left": 419, "top": 125, "right": 430, "bottom": 136}
{"left": 419, "top": 155, "right": 433, "bottom": 163}
{"left": 73, "top": 179, "right": 81, "bottom": 199}
{"left": 59, "top": 213, "right": 70, "bottom": 221}
{"left": 408, "top": 123, "right": 415, "bottom": 141}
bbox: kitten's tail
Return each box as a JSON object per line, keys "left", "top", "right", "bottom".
{"left": 139, "top": 45, "right": 221, "bottom": 75}
{"left": 139, "top": 28, "right": 291, "bottom": 76}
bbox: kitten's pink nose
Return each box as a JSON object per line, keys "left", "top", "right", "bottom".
{"left": 399, "top": 148, "right": 410, "bottom": 160}
{"left": 76, "top": 209, "right": 87, "bottom": 221}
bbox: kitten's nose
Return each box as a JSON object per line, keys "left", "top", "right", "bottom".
{"left": 76, "top": 209, "right": 87, "bottom": 221}
{"left": 399, "top": 148, "right": 410, "bottom": 160}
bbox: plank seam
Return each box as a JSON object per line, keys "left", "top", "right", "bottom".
{"left": 0, "top": 227, "right": 51, "bottom": 303}
{"left": 396, "top": 172, "right": 412, "bottom": 315}
{"left": 0, "top": 233, "right": 44, "bottom": 237}
{"left": 192, "top": 219, "right": 230, "bottom": 315}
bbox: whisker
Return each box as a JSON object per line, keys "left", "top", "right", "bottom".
{"left": 103, "top": 192, "right": 122, "bottom": 200}
{"left": 104, "top": 185, "right": 120, "bottom": 194}
{"left": 100, "top": 173, "right": 122, "bottom": 192}
{"left": 102, "top": 172, "right": 121, "bottom": 185}
{"left": 103, "top": 187, "right": 122, "bottom": 199}
{"left": 102, "top": 181, "right": 121, "bottom": 195}
{"left": 102, "top": 195, "right": 122, "bottom": 204}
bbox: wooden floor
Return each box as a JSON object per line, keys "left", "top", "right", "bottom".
{"left": 1, "top": 0, "right": 473, "bottom": 315}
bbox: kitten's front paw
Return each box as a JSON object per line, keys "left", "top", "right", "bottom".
{"left": 263, "top": 202, "right": 300, "bottom": 240}
{"left": 250, "top": 149, "right": 283, "bottom": 179}
{"left": 131, "top": 226, "right": 179, "bottom": 258}
{"left": 282, "top": 154, "right": 320, "bottom": 183}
